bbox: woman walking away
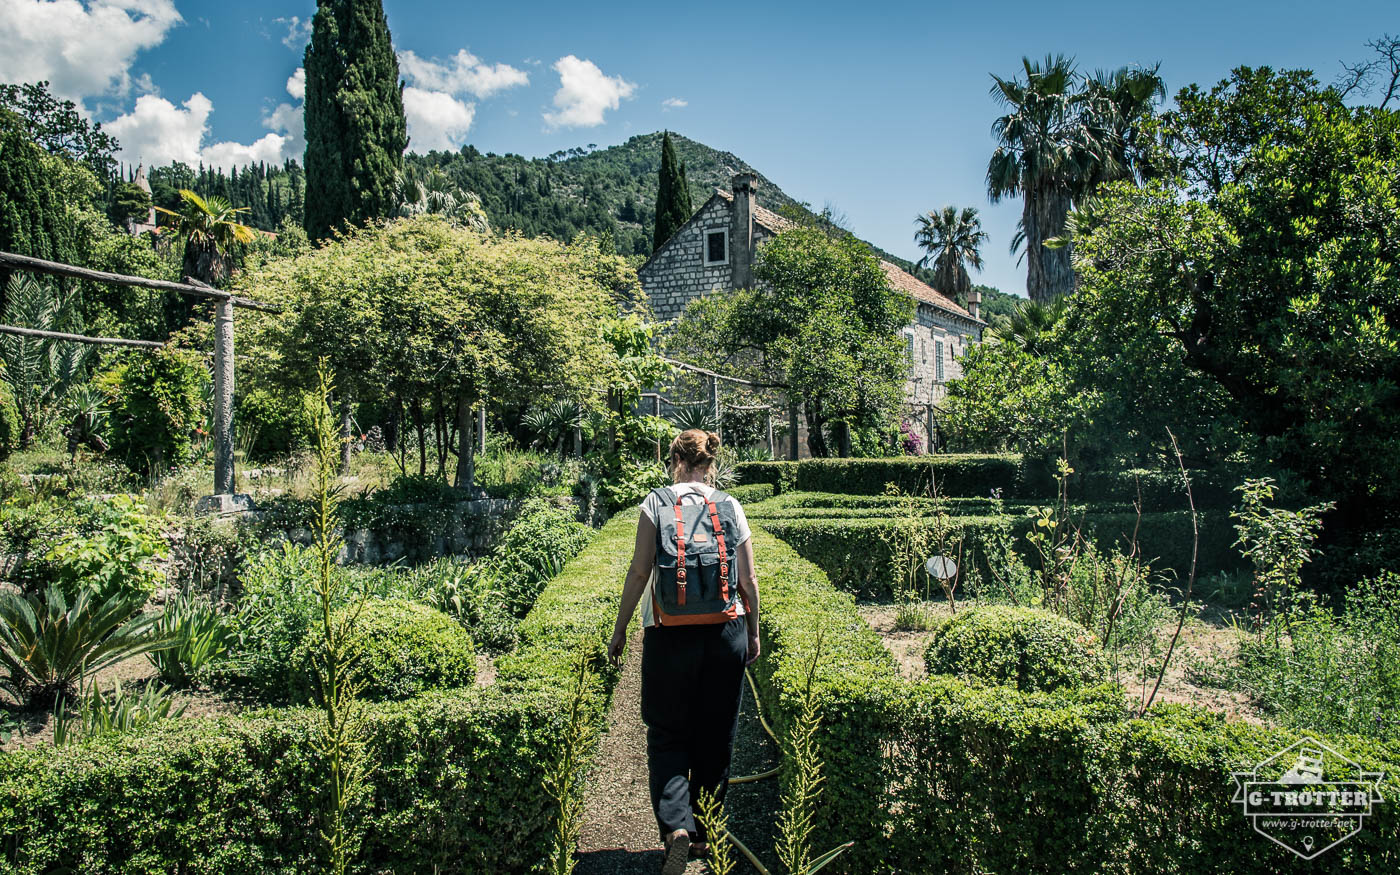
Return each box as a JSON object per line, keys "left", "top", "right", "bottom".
{"left": 609, "top": 429, "right": 760, "bottom": 875}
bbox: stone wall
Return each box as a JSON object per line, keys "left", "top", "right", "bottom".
{"left": 260, "top": 498, "right": 522, "bottom": 565}
{"left": 640, "top": 196, "right": 748, "bottom": 320}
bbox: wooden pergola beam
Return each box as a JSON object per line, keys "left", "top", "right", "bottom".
{"left": 0, "top": 251, "right": 280, "bottom": 313}
{"left": 0, "top": 323, "right": 165, "bottom": 349}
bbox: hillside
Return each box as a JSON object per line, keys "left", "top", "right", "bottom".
{"left": 143, "top": 131, "right": 1017, "bottom": 304}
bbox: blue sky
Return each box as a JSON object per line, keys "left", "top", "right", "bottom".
{"left": 2, "top": 0, "right": 1393, "bottom": 296}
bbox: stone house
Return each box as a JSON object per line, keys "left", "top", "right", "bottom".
{"left": 638, "top": 173, "right": 986, "bottom": 449}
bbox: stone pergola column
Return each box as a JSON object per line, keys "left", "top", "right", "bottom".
{"left": 212, "top": 299, "right": 235, "bottom": 495}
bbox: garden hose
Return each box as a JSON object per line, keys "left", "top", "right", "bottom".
{"left": 728, "top": 668, "right": 781, "bottom": 785}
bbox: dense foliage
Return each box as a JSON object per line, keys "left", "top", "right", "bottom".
{"left": 670, "top": 225, "right": 913, "bottom": 456}
{"left": 652, "top": 131, "right": 692, "bottom": 248}
{"left": 302, "top": 0, "right": 408, "bottom": 241}
{"left": 922, "top": 605, "right": 1109, "bottom": 692}
{"left": 98, "top": 348, "right": 206, "bottom": 477}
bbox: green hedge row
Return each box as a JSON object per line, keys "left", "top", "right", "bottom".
{"left": 724, "top": 482, "right": 775, "bottom": 504}
{"left": 746, "top": 527, "right": 903, "bottom": 873}
{"left": 758, "top": 510, "right": 1239, "bottom": 597}
{"left": 736, "top": 454, "right": 1028, "bottom": 497}
{"left": 736, "top": 456, "right": 1241, "bottom": 509}
{"left": 0, "top": 515, "right": 638, "bottom": 874}
{"left": 750, "top": 523, "right": 1400, "bottom": 874}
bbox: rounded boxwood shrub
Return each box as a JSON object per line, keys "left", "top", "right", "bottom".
{"left": 923, "top": 605, "right": 1107, "bottom": 692}
{"left": 293, "top": 599, "right": 475, "bottom": 701}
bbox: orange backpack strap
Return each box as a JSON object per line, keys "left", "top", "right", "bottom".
{"left": 673, "top": 501, "right": 687, "bottom": 606}
{"left": 705, "top": 498, "right": 730, "bottom": 601}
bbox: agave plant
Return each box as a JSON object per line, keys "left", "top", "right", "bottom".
{"left": 0, "top": 587, "right": 169, "bottom": 707}
{"left": 668, "top": 403, "right": 719, "bottom": 433}
{"left": 523, "top": 400, "right": 582, "bottom": 455}
{"left": 147, "top": 597, "right": 235, "bottom": 687}
{"left": 62, "top": 383, "right": 109, "bottom": 458}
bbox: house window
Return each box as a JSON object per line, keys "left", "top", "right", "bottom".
{"left": 904, "top": 333, "right": 914, "bottom": 364}
{"left": 705, "top": 230, "right": 727, "bottom": 265}
{"left": 935, "top": 341, "right": 945, "bottom": 382}
{"left": 921, "top": 340, "right": 927, "bottom": 363}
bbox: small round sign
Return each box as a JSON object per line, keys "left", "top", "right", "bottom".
{"left": 926, "top": 555, "right": 958, "bottom": 580}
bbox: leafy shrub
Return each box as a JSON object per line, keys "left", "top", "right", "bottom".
{"left": 588, "top": 456, "right": 669, "bottom": 513}
{"left": 724, "top": 482, "right": 774, "bottom": 504}
{"left": 1233, "top": 572, "right": 1400, "bottom": 740}
{"left": 148, "top": 597, "right": 236, "bottom": 687}
{"left": 923, "top": 606, "right": 1109, "bottom": 693}
{"left": 98, "top": 348, "right": 205, "bottom": 477}
{"left": 0, "top": 380, "right": 19, "bottom": 460}
{"left": 483, "top": 498, "right": 593, "bottom": 618}
{"left": 475, "top": 444, "right": 582, "bottom": 500}
{"left": 0, "top": 587, "right": 167, "bottom": 707}
{"left": 236, "top": 386, "right": 316, "bottom": 461}
{"left": 291, "top": 600, "right": 474, "bottom": 702}
{"left": 43, "top": 494, "right": 166, "bottom": 603}
{"left": 52, "top": 678, "right": 185, "bottom": 746}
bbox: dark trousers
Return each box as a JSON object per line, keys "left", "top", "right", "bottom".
{"left": 640, "top": 617, "right": 747, "bottom": 842}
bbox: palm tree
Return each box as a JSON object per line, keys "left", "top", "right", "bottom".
{"left": 987, "top": 56, "right": 1163, "bottom": 303}
{"left": 393, "top": 168, "right": 490, "bottom": 232}
{"left": 914, "top": 206, "right": 987, "bottom": 305}
{"left": 154, "top": 189, "right": 255, "bottom": 287}
{"left": 990, "top": 296, "right": 1070, "bottom": 357}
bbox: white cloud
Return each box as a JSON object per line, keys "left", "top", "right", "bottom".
{"left": 662, "top": 97, "right": 687, "bottom": 110}
{"left": 274, "top": 15, "right": 312, "bottom": 51}
{"left": 107, "top": 66, "right": 306, "bottom": 170}
{"left": 0, "top": 0, "right": 182, "bottom": 106}
{"left": 286, "top": 67, "right": 305, "bottom": 101}
{"left": 403, "top": 86, "right": 475, "bottom": 152}
{"left": 200, "top": 132, "right": 292, "bottom": 170}
{"left": 106, "top": 91, "right": 211, "bottom": 167}
{"left": 542, "top": 56, "right": 635, "bottom": 128}
{"left": 398, "top": 49, "right": 528, "bottom": 99}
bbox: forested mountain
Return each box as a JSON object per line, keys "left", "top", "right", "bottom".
{"left": 139, "top": 131, "right": 1019, "bottom": 303}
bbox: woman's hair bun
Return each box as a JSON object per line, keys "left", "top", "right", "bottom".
{"left": 668, "top": 428, "right": 720, "bottom": 469}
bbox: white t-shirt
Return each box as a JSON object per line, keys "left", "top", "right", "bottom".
{"left": 638, "top": 482, "right": 751, "bottom": 627}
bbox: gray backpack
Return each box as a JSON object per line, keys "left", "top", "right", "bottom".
{"left": 651, "top": 486, "right": 742, "bottom": 625}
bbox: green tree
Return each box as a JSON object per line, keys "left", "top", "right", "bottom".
{"left": 302, "top": 0, "right": 408, "bottom": 242}
{"left": 914, "top": 206, "right": 987, "bottom": 304}
{"left": 0, "top": 81, "right": 119, "bottom": 180}
{"left": 109, "top": 182, "right": 152, "bottom": 229}
{"left": 0, "top": 274, "right": 93, "bottom": 448}
{"left": 1067, "top": 71, "right": 1400, "bottom": 507}
{"left": 670, "top": 226, "right": 912, "bottom": 457}
{"left": 154, "top": 189, "right": 255, "bottom": 288}
{"left": 653, "top": 131, "right": 692, "bottom": 248}
{"left": 987, "top": 56, "right": 1162, "bottom": 302}
{"left": 0, "top": 117, "right": 95, "bottom": 298}
{"left": 943, "top": 338, "right": 1089, "bottom": 455}
{"left": 242, "top": 216, "right": 624, "bottom": 490}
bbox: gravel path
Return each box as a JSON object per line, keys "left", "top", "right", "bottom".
{"left": 576, "top": 625, "right": 781, "bottom": 874}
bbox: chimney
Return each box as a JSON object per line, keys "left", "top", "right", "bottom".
{"left": 730, "top": 172, "right": 758, "bottom": 289}
{"left": 967, "top": 287, "right": 981, "bottom": 321}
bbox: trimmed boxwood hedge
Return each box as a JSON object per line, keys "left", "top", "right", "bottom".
{"left": 737, "top": 454, "right": 1029, "bottom": 497}
{"left": 0, "top": 514, "right": 639, "bottom": 874}
{"left": 290, "top": 600, "right": 476, "bottom": 702}
{"left": 759, "top": 509, "right": 1240, "bottom": 597}
{"left": 737, "top": 455, "right": 1241, "bottom": 509}
{"left": 746, "top": 527, "right": 903, "bottom": 873}
{"left": 923, "top": 605, "right": 1109, "bottom": 692}
{"left": 751, "top": 521, "right": 1400, "bottom": 874}
{"left": 723, "top": 482, "right": 775, "bottom": 504}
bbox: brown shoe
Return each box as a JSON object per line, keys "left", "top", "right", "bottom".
{"left": 661, "top": 832, "right": 690, "bottom": 874}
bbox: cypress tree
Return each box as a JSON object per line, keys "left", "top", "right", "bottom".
{"left": 302, "top": 0, "right": 408, "bottom": 242}
{"left": 653, "top": 131, "right": 692, "bottom": 249}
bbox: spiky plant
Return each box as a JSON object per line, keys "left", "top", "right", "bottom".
{"left": 0, "top": 587, "right": 168, "bottom": 707}
{"left": 668, "top": 403, "right": 718, "bottom": 433}
{"left": 154, "top": 189, "right": 256, "bottom": 287}
{"left": 0, "top": 274, "right": 93, "bottom": 448}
